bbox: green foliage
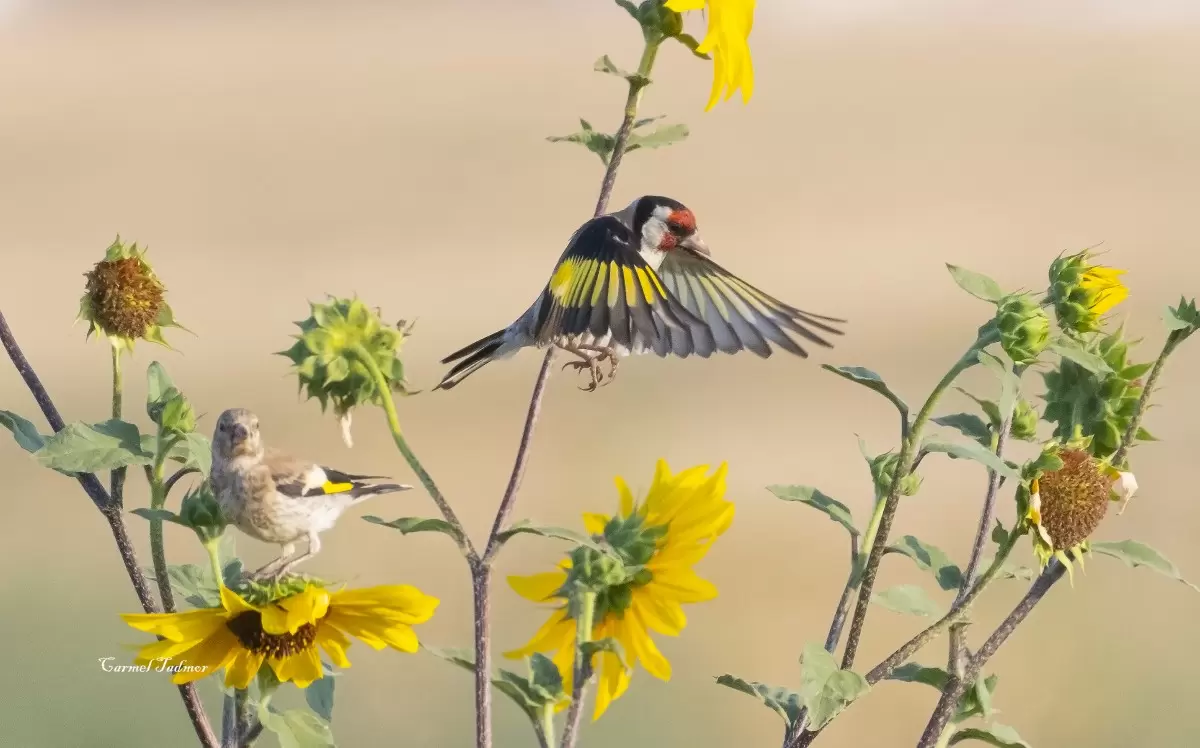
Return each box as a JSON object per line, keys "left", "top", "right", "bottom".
{"left": 821, "top": 365, "right": 909, "bottom": 418}
{"left": 0, "top": 410, "right": 47, "bottom": 453}
{"left": 1165, "top": 296, "right": 1199, "bottom": 340}
{"left": 304, "top": 665, "right": 338, "bottom": 723}
{"left": 278, "top": 296, "right": 411, "bottom": 420}
{"left": 920, "top": 439, "right": 1020, "bottom": 479}
{"left": 362, "top": 515, "right": 467, "bottom": 547}
{"left": 1042, "top": 328, "right": 1150, "bottom": 457}
{"left": 256, "top": 701, "right": 334, "bottom": 748}
{"left": 766, "top": 485, "right": 859, "bottom": 539}
{"left": 715, "top": 674, "right": 801, "bottom": 726}
{"left": 994, "top": 294, "right": 1050, "bottom": 365}
{"left": 496, "top": 519, "right": 609, "bottom": 553}
{"left": 889, "top": 665, "right": 999, "bottom": 723}
{"left": 946, "top": 265, "right": 1004, "bottom": 302}
{"left": 35, "top": 419, "right": 155, "bottom": 474}
{"left": 931, "top": 413, "right": 991, "bottom": 446}
{"left": 548, "top": 117, "right": 689, "bottom": 166}
{"left": 799, "top": 642, "right": 871, "bottom": 730}
{"left": 886, "top": 536, "right": 964, "bottom": 591}
{"left": 951, "top": 723, "right": 1032, "bottom": 747}
{"left": 132, "top": 483, "right": 227, "bottom": 542}
{"left": 426, "top": 647, "right": 565, "bottom": 722}
{"left": 865, "top": 449, "right": 923, "bottom": 498}
{"left": 1091, "top": 540, "right": 1200, "bottom": 592}
{"left": 871, "top": 584, "right": 942, "bottom": 617}
{"left": 581, "top": 637, "right": 629, "bottom": 673}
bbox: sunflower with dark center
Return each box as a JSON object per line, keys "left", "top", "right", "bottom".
{"left": 122, "top": 582, "right": 439, "bottom": 688}
{"left": 78, "top": 237, "right": 185, "bottom": 350}
{"left": 1024, "top": 447, "right": 1128, "bottom": 573}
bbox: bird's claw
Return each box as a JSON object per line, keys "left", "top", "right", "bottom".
{"left": 563, "top": 357, "right": 604, "bottom": 392}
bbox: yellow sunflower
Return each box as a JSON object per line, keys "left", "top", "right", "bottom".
{"left": 1048, "top": 250, "right": 1128, "bottom": 333}
{"left": 122, "top": 582, "right": 439, "bottom": 688}
{"left": 666, "top": 0, "right": 757, "bottom": 111}
{"left": 505, "top": 460, "right": 734, "bottom": 719}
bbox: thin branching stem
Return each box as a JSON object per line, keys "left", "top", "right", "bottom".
{"left": 0, "top": 310, "right": 219, "bottom": 748}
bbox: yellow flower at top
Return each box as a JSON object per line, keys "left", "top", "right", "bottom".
{"left": 121, "top": 582, "right": 439, "bottom": 688}
{"left": 1048, "top": 249, "right": 1128, "bottom": 333}
{"left": 666, "top": 0, "right": 757, "bottom": 110}
{"left": 505, "top": 460, "right": 734, "bottom": 719}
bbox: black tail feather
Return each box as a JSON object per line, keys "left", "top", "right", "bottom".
{"left": 436, "top": 330, "right": 507, "bottom": 390}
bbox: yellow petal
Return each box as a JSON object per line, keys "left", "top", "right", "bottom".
{"left": 582, "top": 513, "right": 609, "bottom": 536}
{"left": 508, "top": 572, "right": 567, "bottom": 603}
{"left": 632, "top": 590, "right": 687, "bottom": 636}
{"left": 272, "top": 646, "right": 323, "bottom": 688}
{"left": 219, "top": 586, "right": 258, "bottom": 616}
{"left": 329, "top": 585, "right": 440, "bottom": 624}
{"left": 646, "top": 566, "right": 719, "bottom": 603}
{"left": 317, "top": 624, "right": 354, "bottom": 669}
{"left": 665, "top": 0, "right": 705, "bottom": 10}
{"left": 263, "top": 585, "right": 331, "bottom": 634}
{"left": 170, "top": 628, "right": 241, "bottom": 685}
{"left": 132, "top": 637, "right": 199, "bottom": 667}
{"left": 121, "top": 607, "right": 226, "bottom": 643}
{"left": 619, "top": 610, "right": 672, "bottom": 681}
{"left": 592, "top": 650, "right": 632, "bottom": 720}
{"left": 615, "top": 475, "right": 636, "bottom": 517}
{"left": 224, "top": 649, "right": 265, "bottom": 690}
{"left": 503, "top": 609, "right": 574, "bottom": 660}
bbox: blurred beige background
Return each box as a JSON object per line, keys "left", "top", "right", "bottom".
{"left": 2, "top": 1, "right": 1199, "bottom": 746}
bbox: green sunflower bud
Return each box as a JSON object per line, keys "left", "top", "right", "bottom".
{"left": 1009, "top": 398, "right": 1039, "bottom": 441}
{"left": 78, "top": 237, "right": 186, "bottom": 351}
{"left": 157, "top": 391, "right": 197, "bottom": 435}
{"left": 566, "top": 545, "right": 629, "bottom": 593}
{"left": 279, "top": 297, "right": 412, "bottom": 444}
{"left": 637, "top": 0, "right": 683, "bottom": 40}
{"left": 995, "top": 293, "right": 1050, "bottom": 365}
{"left": 1048, "top": 249, "right": 1128, "bottom": 334}
{"left": 1042, "top": 326, "right": 1151, "bottom": 459}
{"left": 178, "top": 483, "right": 228, "bottom": 544}
{"left": 869, "top": 452, "right": 922, "bottom": 498}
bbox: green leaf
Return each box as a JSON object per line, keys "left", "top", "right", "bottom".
{"left": 766, "top": 485, "right": 859, "bottom": 539}
{"left": 362, "top": 515, "right": 466, "bottom": 546}
{"left": 256, "top": 703, "right": 334, "bottom": 748}
{"left": 931, "top": 413, "right": 992, "bottom": 445}
{"left": 799, "top": 642, "right": 871, "bottom": 730}
{"left": 871, "top": 584, "right": 942, "bottom": 617}
{"left": 305, "top": 672, "right": 336, "bottom": 723}
{"left": 946, "top": 265, "right": 1004, "bottom": 302}
{"left": 497, "top": 520, "right": 609, "bottom": 552}
{"left": 956, "top": 388, "right": 1003, "bottom": 428}
{"left": 527, "top": 653, "right": 566, "bottom": 702}
{"left": 581, "top": 637, "right": 629, "bottom": 673}
{"left": 166, "top": 432, "right": 213, "bottom": 476}
{"left": 886, "top": 536, "right": 964, "bottom": 591}
{"left": 674, "top": 32, "right": 711, "bottom": 59}
{"left": 145, "top": 361, "right": 176, "bottom": 415}
{"left": 130, "top": 507, "right": 185, "bottom": 525}
{"left": 594, "top": 54, "right": 634, "bottom": 80}
{"left": 956, "top": 674, "right": 1000, "bottom": 722}
{"left": 424, "top": 646, "right": 557, "bottom": 718}
{"left": 162, "top": 562, "right": 220, "bottom": 608}
{"left": 614, "top": 0, "right": 639, "bottom": 21}
{"left": 547, "top": 123, "right": 617, "bottom": 165}
{"left": 822, "top": 365, "right": 909, "bottom": 417}
{"left": 1091, "top": 540, "right": 1200, "bottom": 592}
{"left": 950, "top": 723, "right": 1031, "bottom": 747}
{"left": 1164, "top": 297, "right": 1199, "bottom": 333}
{"left": 714, "top": 674, "right": 801, "bottom": 726}
{"left": 625, "top": 123, "right": 689, "bottom": 152}
{"left": 977, "top": 351, "right": 1018, "bottom": 417}
{"left": 1048, "top": 336, "right": 1113, "bottom": 376}
{"left": 35, "top": 419, "right": 155, "bottom": 473}
{"left": 0, "top": 410, "right": 47, "bottom": 453}
{"left": 921, "top": 439, "right": 1020, "bottom": 479}
{"left": 888, "top": 663, "right": 949, "bottom": 690}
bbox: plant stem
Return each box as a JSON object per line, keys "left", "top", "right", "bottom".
{"left": 535, "top": 705, "right": 555, "bottom": 748}
{"left": 109, "top": 345, "right": 127, "bottom": 506}
{"left": 1112, "top": 330, "right": 1176, "bottom": 467}
{"left": 915, "top": 561, "right": 1066, "bottom": 748}
{"left": 560, "top": 589, "right": 597, "bottom": 748}
{"left": 0, "top": 309, "right": 218, "bottom": 748}
{"left": 593, "top": 34, "right": 663, "bottom": 217}
{"left": 839, "top": 339, "right": 993, "bottom": 672}
{"left": 148, "top": 439, "right": 177, "bottom": 612}
{"left": 353, "top": 347, "right": 473, "bottom": 557}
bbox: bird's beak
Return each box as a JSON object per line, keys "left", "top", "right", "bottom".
{"left": 680, "top": 234, "right": 711, "bottom": 256}
{"left": 231, "top": 424, "right": 249, "bottom": 443}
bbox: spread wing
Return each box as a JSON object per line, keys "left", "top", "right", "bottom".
{"left": 647, "top": 248, "right": 845, "bottom": 358}
{"left": 264, "top": 448, "right": 390, "bottom": 499}
{"left": 531, "top": 216, "right": 700, "bottom": 351}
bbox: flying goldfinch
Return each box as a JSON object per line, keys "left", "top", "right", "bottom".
{"left": 436, "top": 195, "right": 844, "bottom": 391}
{"left": 210, "top": 408, "right": 410, "bottom": 580}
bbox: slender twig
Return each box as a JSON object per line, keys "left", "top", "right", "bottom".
{"left": 239, "top": 720, "right": 264, "bottom": 748}
{"left": 839, "top": 341, "right": 992, "bottom": 672}
{"left": 110, "top": 346, "right": 128, "bottom": 507}
{"left": 147, "top": 442, "right": 177, "bottom": 612}
{"left": 915, "top": 562, "right": 1066, "bottom": 748}
{"left": 0, "top": 310, "right": 218, "bottom": 748}
{"left": 1112, "top": 332, "right": 1175, "bottom": 467}
{"left": 221, "top": 695, "right": 237, "bottom": 748}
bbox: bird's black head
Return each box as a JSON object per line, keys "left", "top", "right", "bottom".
{"left": 629, "top": 195, "right": 709, "bottom": 256}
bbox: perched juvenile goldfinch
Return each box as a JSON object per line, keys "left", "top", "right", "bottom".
{"left": 436, "top": 195, "right": 844, "bottom": 391}
{"left": 210, "top": 408, "right": 410, "bottom": 580}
